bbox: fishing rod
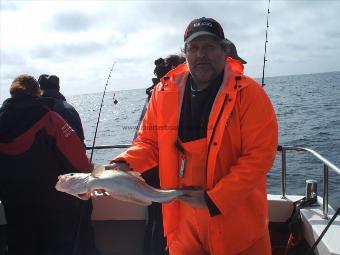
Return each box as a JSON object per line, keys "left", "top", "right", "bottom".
{"left": 261, "top": 0, "right": 271, "bottom": 87}
{"left": 72, "top": 61, "right": 117, "bottom": 255}
{"left": 134, "top": 94, "right": 150, "bottom": 140}
{"left": 90, "top": 60, "right": 117, "bottom": 162}
{"left": 305, "top": 207, "right": 340, "bottom": 255}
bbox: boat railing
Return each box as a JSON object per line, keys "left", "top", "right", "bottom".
{"left": 278, "top": 145, "right": 340, "bottom": 220}
{"left": 86, "top": 144, "right": 340, "bottom": 220}
{"left": 86, "top": 144, "right": 131, "bottom": 150}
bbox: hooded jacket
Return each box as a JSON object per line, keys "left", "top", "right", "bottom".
{"left": 0, "top": 96, "right": 93, "bottom": 254}
{"left": 41, "top": 89, "right": 85, "bottom": 142}
{"left": 113, "top": 58, "right": 278, "bottom": 254}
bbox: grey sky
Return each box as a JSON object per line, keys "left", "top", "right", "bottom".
{"left": 1, "top": 0, "right": 339, "bottom": 103}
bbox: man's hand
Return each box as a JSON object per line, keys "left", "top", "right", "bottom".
{"left": 179, "top": 188, "right": 207, "bottom": 209}
{"left": 104, "top": 162, "right": 130, "bottom": 171}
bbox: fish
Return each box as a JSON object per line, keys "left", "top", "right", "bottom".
{"left": 55, "top": 165, "right": 184, "bottom": 206}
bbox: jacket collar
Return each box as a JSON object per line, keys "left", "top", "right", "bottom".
{"left": 160, "top": 57, "right": 245, "bottom": 92}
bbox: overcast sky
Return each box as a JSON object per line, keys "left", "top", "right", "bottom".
{"left": 1, "top": 0, "right": 340, "bottom": 102}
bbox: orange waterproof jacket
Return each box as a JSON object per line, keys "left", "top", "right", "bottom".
{"left": 113, "top": 58, "right": 278, "bottom": 254}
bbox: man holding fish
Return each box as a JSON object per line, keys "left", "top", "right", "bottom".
{"left": 57, "top": 17, "right": 278, "bottom": 255}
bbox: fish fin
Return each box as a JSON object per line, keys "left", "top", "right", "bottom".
{"left": 92, "top": 165, "right": 105, "bottom": 177}
{"left": 126, "top": 171, "right": 145, "bottom": 182}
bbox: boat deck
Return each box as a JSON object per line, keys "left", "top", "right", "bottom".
{"left": 2, "top": 195, "right": 339, "bottom": 255}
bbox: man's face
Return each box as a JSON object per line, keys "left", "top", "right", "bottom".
{"left": 185, "top": 35, "right": 226, "bottom": 89}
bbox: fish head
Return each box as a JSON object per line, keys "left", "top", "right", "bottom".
{"left": 55, "top": 172, "right": 92, "bottom": 200}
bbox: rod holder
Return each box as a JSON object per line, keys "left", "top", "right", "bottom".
{"left": 305, "top": 179, "right": 317, "bottom": 201}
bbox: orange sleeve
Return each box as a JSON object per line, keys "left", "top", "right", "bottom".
{"left": 112, "top": 88, "right": 159, "bottom": 173}
{"left": 208, "top": 81, "right": 278, "bottom": 215}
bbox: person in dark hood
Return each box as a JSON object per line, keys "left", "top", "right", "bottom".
{"left": 146, "top": 55, "right": 186, "bottom": 97}
{"left": 224, "top": 39, "right": 247, "bottom": 65}
{"left": 0, "top": 75, "right": 99, "bottom": 255}
{"left": 38, "top": 74, "right": 85, "bottom": 143}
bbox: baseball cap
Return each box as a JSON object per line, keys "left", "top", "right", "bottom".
{"left": 184, "top": 17, "right": 224, "bottom": 44}
{"left": 184, "top": 17, "right": 247, "bottom": 64}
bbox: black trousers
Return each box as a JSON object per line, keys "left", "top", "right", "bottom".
{"left": 142, "top": 168, "right": 168, "bottom": 255}
{"left": 4, "top": 200, "right": 99, "bottom": 255}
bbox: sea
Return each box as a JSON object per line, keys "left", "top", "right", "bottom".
{"left": 68, "top": 71, "right": 340, "bottom": 209}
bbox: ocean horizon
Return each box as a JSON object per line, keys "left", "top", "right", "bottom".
{"left": 69, "top": 70, "right": 340, "bottom": 97}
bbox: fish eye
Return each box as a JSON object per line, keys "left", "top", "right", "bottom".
{"left": 70, "top": 173, "right": 74, "bottom": 176}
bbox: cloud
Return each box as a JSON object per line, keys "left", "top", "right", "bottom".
{"left": 1, "top": 0, "right": 340, "bottom": 102}
{"left": 31, "top": 41, "right": 107, "bottom": 60}
{"left": 0, "top": 51, "right": 45, "bottom": 94}
{"left": 0, "top": 1, "right": 18, "bottom": 11}
{"left": 49, "top": 10, "right": 94, "bottom": 32}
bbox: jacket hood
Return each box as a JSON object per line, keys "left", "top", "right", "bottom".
{"left": 41, "top": 89, "right": 66, "bottom": 101}
{"left": 0, "top": 96, "right": 56, "bottom": 143}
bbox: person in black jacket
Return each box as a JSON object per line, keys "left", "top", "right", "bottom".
{"left": 0, "top": 75, "right": 99, "bottom": 255}
{"left": 38, "top": 74, "right": 85, "bottom": 143}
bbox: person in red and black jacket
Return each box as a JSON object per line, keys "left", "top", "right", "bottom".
{"left": 0, "top": 75, "right": 100, "bottom": 255}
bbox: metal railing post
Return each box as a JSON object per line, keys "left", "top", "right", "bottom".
{"left": 323, "top": 164, "right": 329, "bottom": 219}
{"left": 281, "top": 148, "right": 287, "bottom": 199}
